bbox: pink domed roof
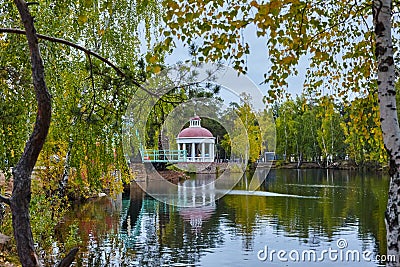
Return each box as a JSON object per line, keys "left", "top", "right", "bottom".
{"left": 178, "top": 127, "right": 213, "bottom": 138}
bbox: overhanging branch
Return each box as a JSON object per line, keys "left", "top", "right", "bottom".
{"left": 0, "top": 28, "right": 125, "bottom": 77}
{"left": 0, "top": 28, "right": 222, "bottom": 98}
{"left": 0, "top": 27, "right": 163, "bottom": 96}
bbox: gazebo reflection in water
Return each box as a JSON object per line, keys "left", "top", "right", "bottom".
{"left": 178, "top": 174, "right": 216, "bottom": 231}
{"left": 119, "top": 174, "right": 217, "bottom": 248}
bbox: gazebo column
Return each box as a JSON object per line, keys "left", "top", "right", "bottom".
{"left": 201, "top": 142, "right": 205, "bottom": 162}
{"left": 210, "top": 143, "right": 214, "bottom": 161}
{"left": 182, "top": 143, "right": 186, "bottom": 160}
{"left": 191, "top": 143, "right": 195, "bottom": 162}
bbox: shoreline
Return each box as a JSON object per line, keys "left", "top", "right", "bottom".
{"left": 263, "top": 160, "right": 387, "bottom": 171}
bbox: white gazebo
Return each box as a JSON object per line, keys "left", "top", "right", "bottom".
{"left": 176, "top": 116, "right": 215, "bottom": 162}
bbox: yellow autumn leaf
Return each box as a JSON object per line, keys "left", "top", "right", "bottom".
{"left": 146, "top": 65, "right": 162, "bottom": 74}
{"left": 153, "top": 66, "right": 161, "bottom": 73}
{"left": 78, "top": 15, "right": 88, "bottom": 24}
{"left": 250, "top": 1, "right": 259, "bottom": 8}
{"left": 270, "top": 0, "right": 282, "bottom": 10}
{"left": 148, "top": 56, "right": 158, "bottom": 64}
{"left": 281, "top": 55, "right": 295, "bottom": 65}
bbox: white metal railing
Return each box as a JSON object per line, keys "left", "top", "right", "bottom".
{"left": 186, "top": 156, "right": 214, "bottom": 162}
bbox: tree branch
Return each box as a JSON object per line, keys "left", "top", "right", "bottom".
{"left": 0, "top": 28, "right": 222, "bottom": 99}
{"left": 86, "top": 53, "right": 96, "bottom": 119}
{"left": 0, "top": 27, "right": 163, "bottom": 97}
{"left": 57, "top": 247, "right": 79, "bottom": 267}
{"left": 306, "top": 2, "right": 368, "bottom": 48}
{"left": 0, "top": 28, "right": 125, "bottom": 77}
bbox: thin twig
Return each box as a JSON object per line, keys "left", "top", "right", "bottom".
{"left": 86, "top": 53, "right": 96, "bottom": 119}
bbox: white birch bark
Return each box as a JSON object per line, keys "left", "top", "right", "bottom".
{"left": 374, "top": 0, "right": 400, "bottom": 265}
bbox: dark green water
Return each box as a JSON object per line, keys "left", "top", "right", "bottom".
{"left": 63, "top": 169, "right": 389, "bottom": 266}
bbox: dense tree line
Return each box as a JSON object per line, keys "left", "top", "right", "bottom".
{"left": 218, "top": 92, "right": 386, "bottom": 167}
{"left": 272, "top": 93, "right": 386, "bottom": 166}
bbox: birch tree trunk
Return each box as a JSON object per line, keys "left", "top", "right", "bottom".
{"left": 373, "top": 0, "right": 400, "bottom": 266}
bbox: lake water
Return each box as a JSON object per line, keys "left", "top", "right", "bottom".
{"left": 61, "top": 169, "right": 389, "bottom": 266}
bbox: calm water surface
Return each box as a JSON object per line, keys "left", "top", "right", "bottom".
{"left": 62, "top": 169, "right": 389, "bottom": 266}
